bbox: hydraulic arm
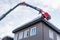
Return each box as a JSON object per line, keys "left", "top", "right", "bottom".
{"left": 0, "top": 2, "right": 51, "bottom": 21}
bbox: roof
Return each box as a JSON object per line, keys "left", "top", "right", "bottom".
{"left": 2, "top": 36, "right": 13, "bottom": 40}
{"left": 12, "top": 16, "right": 60, "bottom": 34}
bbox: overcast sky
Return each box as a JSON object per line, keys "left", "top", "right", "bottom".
{"left": 0, "top": 0, "right": 60, "bottom": 38}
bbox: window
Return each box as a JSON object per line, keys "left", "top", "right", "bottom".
{"left": 49, "top": 30, "right": 54, "bottom": 39}
{"left": 57, "top": 35, "right": 60, "bottom": 40}
{"left": 14, "top": 34, "right": 18, "bottom": 40}
{"left": 30, "top": 27, "right": 36, "bottom": 36}
{"left": 24, "top": 29, "right": 29, "bottom": 38}
{"left": 19, "top": 32, "right": 23, "bottom": 39}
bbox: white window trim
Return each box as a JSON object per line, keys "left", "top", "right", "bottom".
{"left": 24, "top": 29, "right": 29, "bottom": 38}
{"left": 19, "top": 32, "right": 23, "bottom": 39}
{"left": 49, "top": 30, "right": 54, "bottom": 39}
{"left": 30, "top": 27, "right": 36, "bottom": 36}
{"left": 57, "top": 35, "right": 60, "bottom": 40}
{"left": 14, "top": 33, "right": 18, "bottom": 40}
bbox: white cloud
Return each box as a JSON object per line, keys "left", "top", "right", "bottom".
{"left": 0, "top": 24, "right": 14, "bottom": 38}
{"left": 0, "top": 4, "right": 11, "bottom": 17}
{"left": 40, "top": 0, "right": 60, "bottom": 9}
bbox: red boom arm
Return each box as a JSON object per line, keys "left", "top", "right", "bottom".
{"left": 20, "top": 2, "right": 51, "bottom": 20}
{"left": 0, "top": 2, "right": 51, "bottom": 21}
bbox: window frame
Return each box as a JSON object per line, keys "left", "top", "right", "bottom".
{"left": 30, "top": 27, "right": 36, "bottom": 36}
{"left": 57, "top": 34, "right": 60, "bottom": 40}
{"left": 49, "top": 30, "right": 54, "bottom": 39}
{"left": 19, "top": 32, "right": 23, "bottom": 39}
{"left": 14, "top": 33, "right": 18, "bottom": 40}
{"left": 24, "top": 29, "right": 29, "bottom": 38}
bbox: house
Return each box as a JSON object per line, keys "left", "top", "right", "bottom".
{"left": 2, "top": 36, "right": 13, "bottom": 40}
{"left": 12, "top": 17, "right": 60, "bottom": 40}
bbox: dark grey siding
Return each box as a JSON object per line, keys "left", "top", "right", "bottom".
{"left": 14, "top": 22, "right": 60, "bottom": 40}
{"left": 42, "top": 22, "right": 60, "bottom": 40}
{"left": 16, "top": 22, "right": 43, "bottom": 40}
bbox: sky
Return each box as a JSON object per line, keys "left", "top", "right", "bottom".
{"left": 0, "top": 0, "right": 60, "bottom": 38}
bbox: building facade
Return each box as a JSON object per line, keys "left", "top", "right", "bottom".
{"left": 12, "top": 17, "right": 60, "bottom": 40}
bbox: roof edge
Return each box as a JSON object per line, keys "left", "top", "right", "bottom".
{"left": 12, "top": 17, "right": 60, "bottom": 34}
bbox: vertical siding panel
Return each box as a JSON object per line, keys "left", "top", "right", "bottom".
{"left": 42, "top": 23, "right": 50, "bottom": 40}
